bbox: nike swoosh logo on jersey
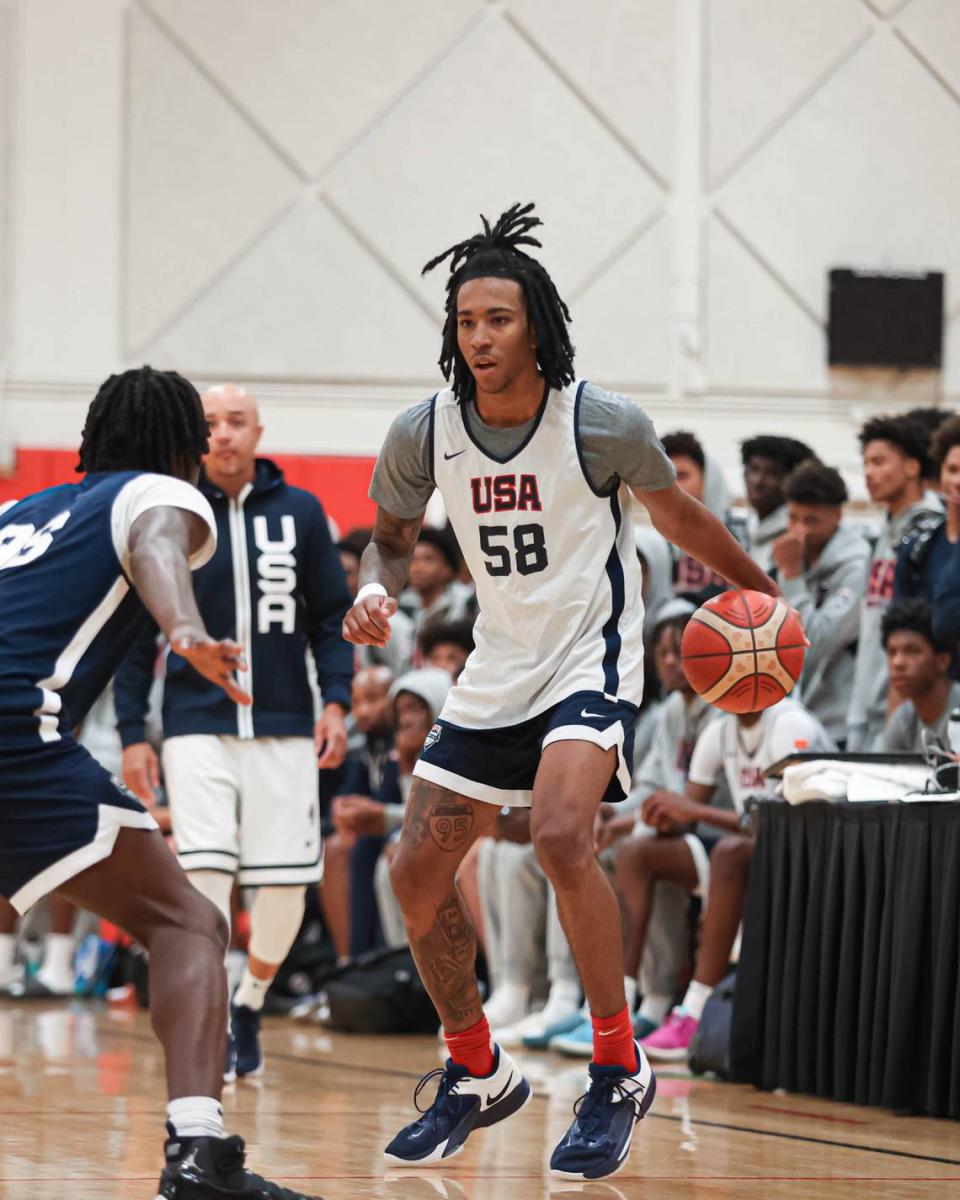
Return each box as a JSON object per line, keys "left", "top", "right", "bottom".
{"left": 486, "top": 1073, "right": 513, "bottom": 1106}
{"left": 444, "top": 449, "right": 467, "bottom": 460}
{"left": 580, "top": 708, "right": 606, "bottom": 719}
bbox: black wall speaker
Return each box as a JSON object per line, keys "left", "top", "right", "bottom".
{"left": 828, "top": 269, "right": 943, "bottom": 368}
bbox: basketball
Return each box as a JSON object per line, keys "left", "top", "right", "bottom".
{"left": 681, "top": 589, "right": 808, "bottom": 714}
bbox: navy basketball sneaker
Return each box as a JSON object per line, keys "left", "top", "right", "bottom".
{"left": 550, "top": 1041, "right": 656, "bottom": 1179}
{"left": 157, "top": 1124, "right": 321, "bottom": 1198}
{"left": 232, "top": 1003, "right": 264, "bottom": 1078}
{"left": 384, "top": 1043, "right": 531, "bottom": 1166}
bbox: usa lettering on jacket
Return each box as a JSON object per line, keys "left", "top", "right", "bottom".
{"left": 254, "top": 515, "right": 297, "bottom": 633}
{"left": 470, "top": 474, "right": 543, "bottom": 514}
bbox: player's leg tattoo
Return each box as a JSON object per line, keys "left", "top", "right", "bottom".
{"left": 391, "top": 779, "right": 497, "bottom": 1030}
{"left": 404, "top": 780, "right": 476, "bottom": 853}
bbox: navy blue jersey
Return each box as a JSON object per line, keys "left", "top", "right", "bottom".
{"left": 0, "top": 471, "right": 215, "bottom": 751}
{"left": 114, "top": 458, "right": 353, "bottom": 743}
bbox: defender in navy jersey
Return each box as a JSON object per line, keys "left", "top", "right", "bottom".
{"left": 344, "top": 204, "right": 779, "bottom": 1179}
{"left": 0, "top": 367, "right": 319, "bottom": 1200}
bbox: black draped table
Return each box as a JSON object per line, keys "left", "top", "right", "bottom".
{"left": 730, "top": 800, "right": 960, "bottom": 1118}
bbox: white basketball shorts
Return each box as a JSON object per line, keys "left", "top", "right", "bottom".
{"left": 161, "top": 735, "right": 322, "bottom": 886}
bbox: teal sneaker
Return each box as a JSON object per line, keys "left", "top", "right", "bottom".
{"left": 551, "top": 1013, "right": 660, "bottom": 1058}
{"left": 520, "top": 1008, "right": 585, "bottom": 1050}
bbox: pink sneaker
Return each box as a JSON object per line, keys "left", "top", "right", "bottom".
{"left": 640, "top": 1009, "right": 698, "bottom": 1061}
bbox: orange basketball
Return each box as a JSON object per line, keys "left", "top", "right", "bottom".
{"left": 680, "top": 589, "right": 808, "bottom": 714}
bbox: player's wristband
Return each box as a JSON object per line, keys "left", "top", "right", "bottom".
{"left": 356, "top": 583, "right": 389, "bottom": 604}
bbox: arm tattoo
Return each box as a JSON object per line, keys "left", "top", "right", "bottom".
{"left": 358, "top": 508, "right": 423, "bottom": 598}
{"left": 403, "top": 780, "right": 475, "bottom": 852}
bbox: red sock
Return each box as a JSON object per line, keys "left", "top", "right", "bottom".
{"left": 444, "top": 1016, "right": 495, "bottom": 1078}
{"left": 591, "top": 1004, "right": 637, "bottom": 1070}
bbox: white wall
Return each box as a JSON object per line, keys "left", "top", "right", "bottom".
{"left": 2, "top": 0, "right": 959, "bottom": 495}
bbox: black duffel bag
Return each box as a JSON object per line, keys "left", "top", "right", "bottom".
{"left": 688, "top": 970, "right": 736, "bottom": 1078}
{"left": 325, "top": 947, "right": 440, "bottom": 1035}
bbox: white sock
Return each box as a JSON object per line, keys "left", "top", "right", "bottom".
{"left": 544, "top": 979, "right": 581, "bottom": 1016}
{"left": 0, "top": 934, "right": 16, "bottom": 976}
{"left": 38, "top": 934, "right": 75, "bottom": 989}
{"left": 638, "top": 992, "right": 671, "bottom": 1026}
{"left": 233, "top": 969, "right": 271, "bottom": 1013}
{"left": 491, "top": 981, "right": 528, "bottom": 1008}
{"left": 679, "top": 980, "right": 712, "bottom": 1022}
{"left": 167, "top": 1096, "right": 224, "bottom": 1140}
{"left": 624, "top": 975, "right": 638, "bottom": 1012}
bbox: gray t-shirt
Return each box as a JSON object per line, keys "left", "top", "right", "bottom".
{"left": 369, "top": 382, "right": 676, "bottom": 518}
{"left": 876, "top": 680, "right": 960, "bottom": 753}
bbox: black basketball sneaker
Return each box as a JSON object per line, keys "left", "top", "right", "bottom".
{"left": 157, "top": 1124, "right": 322, "bottom": 1199}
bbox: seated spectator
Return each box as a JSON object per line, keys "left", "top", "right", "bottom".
{"left": 661, "top": 431, "right": 741, "bottom": 603}
{"left": 419, "top": 618, "right": 475, "bottom": 681}
{"left": 848, "top": 415, "right": 942, "bottom": 749}
{"left": 617, "top": 696, "right": 834, "bottom": 1062}
{"left": 339, "top": 528, "right": 414, "bottom": 675}
{"left": 774, "top": 461, "right": 870, "bottom": 747}
{"left": 895, "top": 416, "right": 960, "bottom": 613}
{"left": 333, "top": 669, "right": 451, "bottom": 957}
{"left": 740, "top": 435, "right": 814, "bottom": 572}
{"left": 400, "top": 527, "right": 475, "bottom": 636}
{"left": 907, "top": 406, "right": 952, "bottom": 491}
{"left": 876, "top": 600, "right": 960, "bottom": 752}
{"left": 319, "top": 665, "right": 394, "bottom": 962}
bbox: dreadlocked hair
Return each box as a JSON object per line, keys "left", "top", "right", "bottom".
{"left": 77, "top": 366, "right": 208, "bottom": 475}
{"left": 422, "top": 202, "right": 575, "bottom": 403}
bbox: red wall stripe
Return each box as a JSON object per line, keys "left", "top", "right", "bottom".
{"left": 0, "top": 449, "right": 379, "bottom": 536}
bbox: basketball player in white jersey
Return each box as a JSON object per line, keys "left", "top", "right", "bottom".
{"left": 343, "top": 204, "right": 779, "bottom": 1179}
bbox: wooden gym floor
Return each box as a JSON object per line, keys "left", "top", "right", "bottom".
{"left": 0, "top": 1002, "right": 957, "bottom": 1199}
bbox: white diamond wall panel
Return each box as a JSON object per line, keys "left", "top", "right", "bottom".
{"left": 146, "top": 0, "right": 483, "bottom": 176}
{"left": 507, "top": 0, "right": 675, "bottom": 181}
{"left": 572, "top": 218, "right": 671, "bottom": 387}
{"left": 145, "top": 197, "right": 438, "bottom": 378}
{"left": 716, "top": 34, "right": 960, "bottom": 320}
{"left": 705, "top": 219, "right": 826, "bottom": 391}
{"left": 896, "top": 0, "right": 960, "bottom": 100}
{"left": 325, "top": 15, "right": 662, "bottom": 312}
{"left": 125, "top": 6, "right": 299, "bottom": 351}
{"left": 707, "top": 0, "right": 870, "bottom": 182}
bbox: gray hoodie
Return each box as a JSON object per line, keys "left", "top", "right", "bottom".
{"left": 847, "top": 493, "right": 944, "bottom": 749}
{"left": 746, "top": 505, "right": 789, "bottom": 573}
{"left": 779, "top": 524, "right": 871, "bottom": 743}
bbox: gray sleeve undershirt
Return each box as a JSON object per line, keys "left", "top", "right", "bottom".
{"left": 367, "top": 382, "right": 676, "bottom": 518}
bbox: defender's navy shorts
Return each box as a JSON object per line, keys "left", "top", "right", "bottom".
{"left": 0, "top": 738, "right": 157, "bottom": 914}
{"left": 413, "top": 689, "right": 639, "bottom": 808}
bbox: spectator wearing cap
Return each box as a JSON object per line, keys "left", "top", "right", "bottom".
{"left": 877, "top": 599, "right": 960, "bottom": 752}
{"left": 773, "top": 462, "right": 870, "bottom": 746}
{"left": 400, "top": 527, "right": 476, "bottom": 641}
{"left": 847, "top": 416, "right": 943, "bottom": 749}
{"left": 740, "top": 435, "right": 815, "bottom": 572}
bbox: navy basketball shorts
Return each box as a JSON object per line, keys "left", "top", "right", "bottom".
{"left": 413, "top": 689, "right": 639, "bottom": 808}
{"left": 0, "top": 738, "right": 157, "bottom": 914}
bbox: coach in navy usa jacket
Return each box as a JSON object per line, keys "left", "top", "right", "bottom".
{"left": 114, "top": 430, "right": 353, "bottom": 755}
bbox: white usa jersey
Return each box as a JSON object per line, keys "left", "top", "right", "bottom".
{"left": 433, "top": 382, "right": 645, "bottom": 728}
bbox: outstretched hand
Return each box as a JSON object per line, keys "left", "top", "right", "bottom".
{"left": 343, "top": 594, "right": 399, "bottom": 648}
{"left": 171, "top": 626, "right": 251, "bottom": 706}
